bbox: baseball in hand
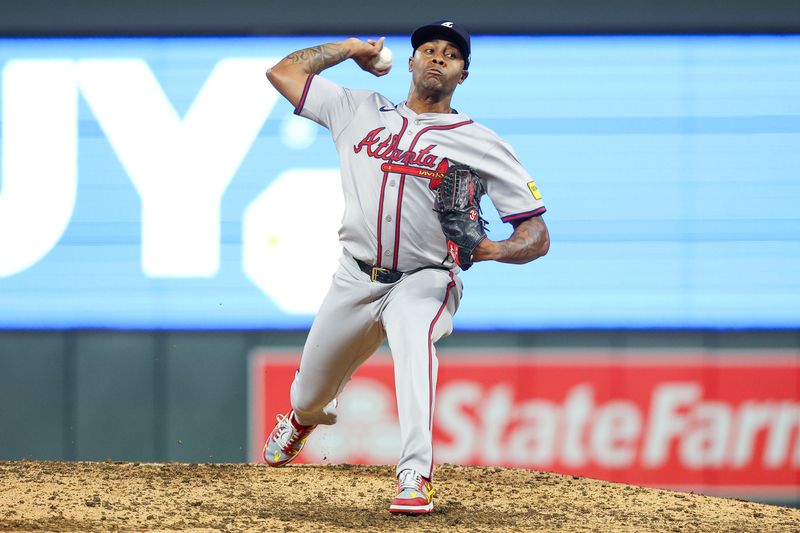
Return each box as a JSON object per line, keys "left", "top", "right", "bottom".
{"left": 372, "top": 46, "right": 393, "bottom": 70}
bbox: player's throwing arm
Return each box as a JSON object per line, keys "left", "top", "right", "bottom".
{"left": 267, "top": 37, "right": 392, "bottom": 109}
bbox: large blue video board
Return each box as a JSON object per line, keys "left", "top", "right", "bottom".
{"left": 0, "top": 35, "right": 798, "bottom": 329}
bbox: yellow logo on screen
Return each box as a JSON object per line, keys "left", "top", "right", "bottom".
{"left": 527, "top": 181, "right": 542, "bottom": 200}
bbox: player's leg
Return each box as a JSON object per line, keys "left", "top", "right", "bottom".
{"left": 380, "top": 268, "right": 462, "bottom": 513}
{"left": 290, "top": 257, "right": 386, "bottom": 426}
{"left": 264, "top": 255, "right": 385, "bottom": 466}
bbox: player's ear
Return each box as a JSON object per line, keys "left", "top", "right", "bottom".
{"left": 458, "top": 70, "right": 469, "bottom": 84}
{"left": 408, "top": 56, "right": 414, "bottom": 72}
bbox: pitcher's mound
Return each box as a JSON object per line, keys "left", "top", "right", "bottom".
{"left": 1, "top": 461, "right": 798, "bottom": 532}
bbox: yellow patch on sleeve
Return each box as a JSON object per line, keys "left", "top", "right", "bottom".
{"left": 527, "top": 181, "right": 542, "bottom": 200}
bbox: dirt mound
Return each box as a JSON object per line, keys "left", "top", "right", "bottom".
{"left": 0, "top": 461, "right": 797, "bottom": 532}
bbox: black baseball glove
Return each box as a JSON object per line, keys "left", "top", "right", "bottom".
{"left": 433, "top": 164, "right": 488, "bottom": 270}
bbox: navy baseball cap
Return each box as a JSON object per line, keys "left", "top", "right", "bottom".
{"left": 411, "top": 20, "right": 471, "bottom": 70}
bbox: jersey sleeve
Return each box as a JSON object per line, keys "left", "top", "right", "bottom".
{"left": 476, "top": 139, "right": 546, "bottom": 223}
{"left": 294, "top": 74, "right": 374, "bottom": 140}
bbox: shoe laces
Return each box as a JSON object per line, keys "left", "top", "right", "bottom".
{"left": 398, "top": 469, "right": 423, "bottom": 491}
{"left": 274, "top": 413, "right": 312, "bottom": 451}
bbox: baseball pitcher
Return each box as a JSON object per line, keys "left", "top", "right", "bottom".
{"left": 262, "top": 20, "right": 549, "bottom": 515}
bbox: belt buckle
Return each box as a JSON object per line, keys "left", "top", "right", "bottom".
{"left": 371, "top": 266, "right": 390, "bottom": 282}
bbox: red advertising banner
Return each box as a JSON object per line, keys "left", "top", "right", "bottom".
{"left": 249, "top": 351, "right": 800, "bottom": 498}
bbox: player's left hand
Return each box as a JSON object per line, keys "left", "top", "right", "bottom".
{"left": 433, "top": 164, "right": 488, "bottom": 270}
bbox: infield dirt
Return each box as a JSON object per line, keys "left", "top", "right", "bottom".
{"left": 0, "top": 461, "right": 798, "bottom": 532}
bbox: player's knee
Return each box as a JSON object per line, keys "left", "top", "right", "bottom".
{"left": 291, "top": 395, "right": 338, "bottom": 426}
{"left": 290, "top": 382, "right": 336, "bottom": 418}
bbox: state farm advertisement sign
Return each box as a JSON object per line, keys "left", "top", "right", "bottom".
{"left": 249, "top": 351, "right": 800, "bottom": 497}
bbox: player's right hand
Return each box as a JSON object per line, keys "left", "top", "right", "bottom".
{"left": 349, "top": 37, "right": 391, "bottom": 77}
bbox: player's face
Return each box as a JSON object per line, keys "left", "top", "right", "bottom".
{"left": 409, "top": 39, "right": 469, "bottom": 96}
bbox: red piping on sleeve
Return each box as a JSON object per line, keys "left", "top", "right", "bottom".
{"left": 501, "top": 206, "right": 547, "bottom": 223}
{"left": 294, "top": 74, "right": 315, "bottom": 115}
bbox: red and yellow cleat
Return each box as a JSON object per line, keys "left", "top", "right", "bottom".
{"left": 262, "top": 411, "right": 316, "bottom": 467}
{"left": 389, "top": 469, "right": 435, "bottom": 514}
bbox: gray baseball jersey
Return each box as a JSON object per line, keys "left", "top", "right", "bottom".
{"left": 285, "top": 73, "right": 545, "bottom": 480}
{"left": 295, "top": 74, "right": 546, "bottom": 271}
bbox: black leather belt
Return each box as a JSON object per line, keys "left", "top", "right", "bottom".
{"left": 354, "top": 258, "right": 447, "bottom": 283}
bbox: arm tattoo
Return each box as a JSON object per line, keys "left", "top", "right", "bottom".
{"left": 495, "top": 217, "right": 549, "bottom": 264}
{"left": 284, "top": 43, "right": 349, "bottom": 74}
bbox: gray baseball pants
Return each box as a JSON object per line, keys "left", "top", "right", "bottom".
{"left": 290, "top": 251, "right": 462, "bottom": 479}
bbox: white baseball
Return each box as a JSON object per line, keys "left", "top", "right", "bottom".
{"left": 372, "top": 46, "right": 393, "bottom": 70}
